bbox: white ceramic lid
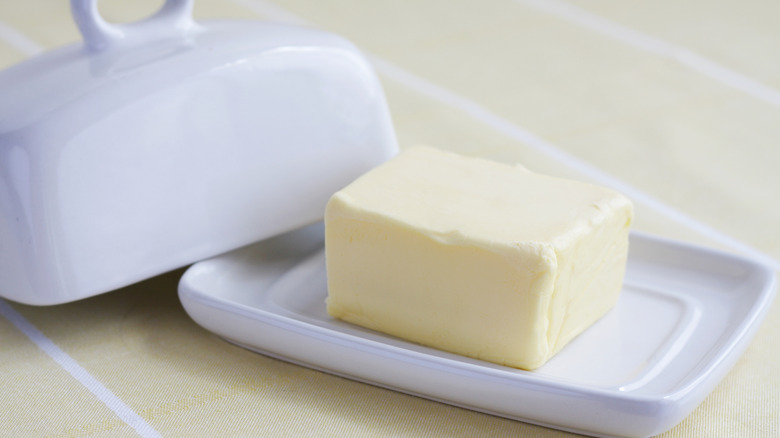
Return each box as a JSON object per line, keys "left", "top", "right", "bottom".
{"left": 0, "top": 0, "right": 398, "bottom": 305}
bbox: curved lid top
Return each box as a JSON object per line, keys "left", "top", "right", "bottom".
{"left": 0, "top": 0, "right": 355, "bottom": 135}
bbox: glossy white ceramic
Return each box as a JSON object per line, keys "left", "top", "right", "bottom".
{"left": 0, "top": 0, "right": 397, "bottom": 304}
{"left": 179, "top": 224, "right": 776, "bottom": 438}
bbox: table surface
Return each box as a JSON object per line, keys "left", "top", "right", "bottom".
{"left": 1, "top": 0, "right": 778, "bottom": 436}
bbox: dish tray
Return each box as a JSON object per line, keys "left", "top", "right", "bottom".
{"left": 178, "top": 223, "right": 776, "bottom": 437}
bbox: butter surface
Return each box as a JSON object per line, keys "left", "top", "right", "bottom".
{"left": 325, "top": 147, "right": 633, "bottom": 370}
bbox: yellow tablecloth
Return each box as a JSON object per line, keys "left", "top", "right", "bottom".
{"left": 1, "top": 0, "right": 778, "bottom": 436}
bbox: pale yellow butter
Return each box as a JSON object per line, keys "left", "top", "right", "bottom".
{"left": 324, "top": 146, "right": 633, "bottom": 370}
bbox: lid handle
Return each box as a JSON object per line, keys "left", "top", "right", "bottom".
{"left": 70, "top": 0, "right": 195, "bottom": 52}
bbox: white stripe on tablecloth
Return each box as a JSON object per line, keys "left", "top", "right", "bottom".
{"left": 0, "top": 20, "right": 43, "bottom": 55}
{"left": 0, "top": 300, "right": 162, "bottom": 438}
{"left": 369, "top": 56, "right": 780, "bottom": 272}
{"left": 517, "top": 0, "right": 780, "bottom": 108}
{"left": 236, "top": 0, "right": 780, "bottom": 272}
{"left": 231, "top": 0, "right": 307, "bottom": 25}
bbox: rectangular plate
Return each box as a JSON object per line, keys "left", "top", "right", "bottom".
{"left": 178, "top": 223, "right": 776, "bottom": 437}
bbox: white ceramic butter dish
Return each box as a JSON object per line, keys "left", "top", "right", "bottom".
{"left": 0, "top": 0, "right": 397, "bottom": 304}
{"left": 179, "top": 223, "right": 776, "bottom": 438}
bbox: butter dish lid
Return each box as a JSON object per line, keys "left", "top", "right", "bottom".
{"left": 0, "top": 0, "right": 397, "bottom": 305}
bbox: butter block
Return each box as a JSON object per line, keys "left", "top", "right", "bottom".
{"left": 324, "top": 146, "right": 633, "bottom": 370}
